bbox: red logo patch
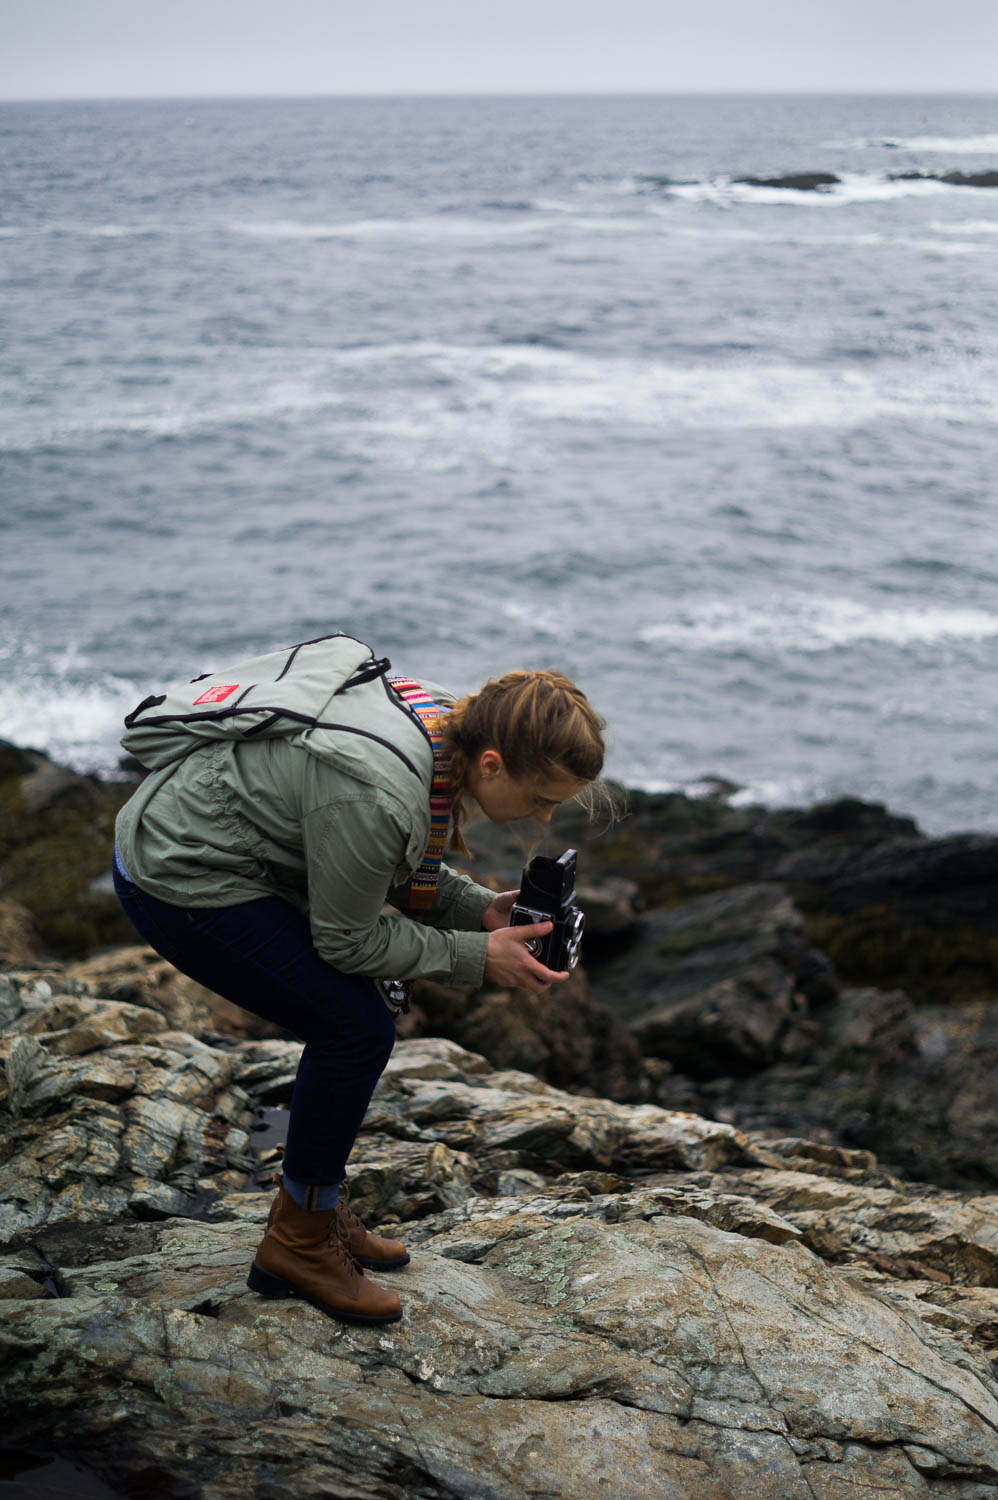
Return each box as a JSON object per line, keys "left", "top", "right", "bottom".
{"left": 193, "top": 684, "right": 240, "bottom": 705}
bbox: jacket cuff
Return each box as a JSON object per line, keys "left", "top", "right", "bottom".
{"left": 450, "top": 931, "right": 490, "bottom": 988}
{"left": 451, "top": 879, "right": 498, "bottom": 931}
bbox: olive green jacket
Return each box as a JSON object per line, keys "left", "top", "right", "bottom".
{"left": 115, "top": 635, "right": 493, "bottom": 986}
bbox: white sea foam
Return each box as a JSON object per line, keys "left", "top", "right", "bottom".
{"left": 499, "top": 598, "right": 567, "bottom": 636}
{"left": 76, "top": 224, "right": 155, "bottom": 238}
{"left": 841, "top": 134, "right": 998, "bottom": 153}
{"left": 727, "top": 777, "right": 821, "bottom": 810}
{"left": 630, "top": 770, "right": 823, "bottom": 810}
{"left": 0, "top": 223, "right": 160, "bottom": 238}
{"left": 639, "top": 597, "right": 998, "bottom": 654}
{"left": 665, "top": 220, "right": 997, "bottom": 253}
{"left": 0, "top": 374, "right": 349, "bottom": 450}
{"left": 6, "top": 338, "right": 996, "bottom": 455}
{"left": 929, "top": 218, "right": 998, "bottom": 234}
{"left": 455, "top": 345, "right": 997, "bottom": 431}
{"left": 230, "top": 215, "right": 561, "bottom": 243}
{"left": 667, "top": 173, "right": 965, "bottom": 208}
{"left": 0, "top": 647, "right": 141, "bottom": 776}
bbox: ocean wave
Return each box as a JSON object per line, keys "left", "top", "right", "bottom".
{"left": 928, "top": 217, "right": 998, "bottom": 234}
{"left": 498, "top": 598, "right": 568, "bottom": 637}
{"left": 2, "top": 214, "right": 582, "bottom": 246}
{"left": 72, "top": 224, "right": 160, "bottom": 238}
{"left": 0, "top": 646, "right": 141, "bottom": 776}
{"left": 665, "top": 220, "right": 998, "bottom": 253}
{"left": 664, "top": 173, "right": 974, "bottom": 207}
{"left": 838, "top": 134, "right": 998, "bottom": 153}
{"left": 5, "top": 339, "right": 997, "bottom": 455}
{"left": 631, "top": 770, "right": 823, "bottom": 810}
{"left": 638, "top": 598, "right": 998, "bottom": 654}
{"left": 0, "top": 223, "right": 162, "bottom": 238}
{"left": 227, "top": 212, "right": 660, "bottom": 244}
{"left": 229, "top": 215, "right": 563, "bottom": 242}
{"left": 0, "top": 380, "right": 349, "bottom": 450}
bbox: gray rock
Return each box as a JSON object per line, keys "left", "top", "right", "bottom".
{"left": 736, "top": 172, "right": 841, "bottom": 190}
{"left": 2, "top": 1201, "right": 997, "bottom": 1498}
{"left": 19, "top": 758, "right": 98, "bottom": 814}
{"left": 4, "top": 972, "right": 998, "bottom": 1497}
{"left": 590, "top": 884, "right": 836, "bottom": 1076}
{"left": 575, "top": 874, "right": 642, "bottom": 943}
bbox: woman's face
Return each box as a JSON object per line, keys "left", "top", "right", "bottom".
{"left": 468, "top": 750, "right": 586, "bottom": 825}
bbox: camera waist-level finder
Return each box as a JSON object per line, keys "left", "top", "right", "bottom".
{"left": 509, "top": 848, "right": 585, "bottom": 973}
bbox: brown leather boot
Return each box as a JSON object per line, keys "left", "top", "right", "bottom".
{"left": 265, "top": 1180, "right": 411, "bottom": 1271}
{"left": 248, "top": 1186, "right": 402, "bottom": 1325}
{"left": 335, "top": 1182, "right": 410, "bottom": 1271}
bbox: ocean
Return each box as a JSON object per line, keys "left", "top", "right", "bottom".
{"left": 2, "top": 92, "right": 997, "bottom": 834}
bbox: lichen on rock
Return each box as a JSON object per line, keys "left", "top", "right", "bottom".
{"left": 2, "top": 971, "right": 998, "bottom": 1497}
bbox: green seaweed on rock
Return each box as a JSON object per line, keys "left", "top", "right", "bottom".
{"left": 802, "top": 908, "right": 998, "bottom": 1008}
{"left": 0, "top": 772, "right": 135, "bottom": 958}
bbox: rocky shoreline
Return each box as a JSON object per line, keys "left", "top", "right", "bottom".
{"left": 2, "top": 741, "right": 998, "bottom": 1496}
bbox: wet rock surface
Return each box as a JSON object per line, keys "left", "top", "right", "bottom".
{"left": 4, "top": 747, "right": 998, "bottom": 1492}
{"left": 2, "top": 975, "right": 998, "bottom": 1498}
{"left": 4, "top": 744, "right": 998, "bottom": 1188}
{"left": 451, "top": 791, "right": 998, "bottom": 1187}
{"left": 0, "top": 740, "right": 136, "bottom": 957}
{"left": 889, "top": 170, "right": 998, "bottom": 188}
{"left": 736, "top": 171, "right": 841, "bottom": 190}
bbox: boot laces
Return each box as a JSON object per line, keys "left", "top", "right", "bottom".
{"left": 326, "top": 1210, "right": 361, "bottom": 1280}
{"left": 337, "top": 1179, "right": 365, "bottom": 1236}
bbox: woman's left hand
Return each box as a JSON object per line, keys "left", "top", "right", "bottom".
{"left": 482, "top": 890, "right": 519, "bottom": 932}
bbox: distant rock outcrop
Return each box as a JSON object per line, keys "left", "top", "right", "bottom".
{"left": 736, "top": 172, "right": 841, "bottom": 191}
{"left": 890, "top": 170, "right": 998, "bottom": 188}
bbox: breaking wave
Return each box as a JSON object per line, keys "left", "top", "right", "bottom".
{"left": 5, "top": 340, "right": 996, "bottom": 455}
{"left": 0, "top": 640, "right": 141, "bottom": 776}
{"left": 639, "top": 598, "right": 998, "bottom": 654}
{"left": 658, "top": 173, "right": 986, "bottom": 207}
{"left": 840, "top": 133, "right": 998, "bottom": 153}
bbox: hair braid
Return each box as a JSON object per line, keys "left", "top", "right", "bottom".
{"left": 441, "top": 669, "right": 606, "bottom": 851}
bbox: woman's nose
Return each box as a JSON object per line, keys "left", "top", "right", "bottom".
{"left": 536, "top": 806, "right": 554, "bottom": 824}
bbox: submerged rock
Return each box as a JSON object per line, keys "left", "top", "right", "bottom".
{"left": 736, "top": 172, "right": 841, "bottom": 190}
{"left": 890, "top": 170, "right": 998, "bottom": 189}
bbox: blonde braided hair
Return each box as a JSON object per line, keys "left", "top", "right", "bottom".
{"left": 441, "top": 669, "right": 607, "bottom": 853}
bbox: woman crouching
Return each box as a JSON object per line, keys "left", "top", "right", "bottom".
{"left": 112, "top": 634, "right": 605, "bottom": 1325}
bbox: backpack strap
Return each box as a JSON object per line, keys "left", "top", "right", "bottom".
{"left": 389, "top": 678, "right": 452, "bottom": 913}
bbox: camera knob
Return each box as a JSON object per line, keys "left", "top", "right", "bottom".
{"left": 524, "top": 937, "right": 542, "bottom": 957}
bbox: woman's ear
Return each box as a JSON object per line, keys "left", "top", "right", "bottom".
{"left": 477, "top": 748, "right": 504, "bottom": 781}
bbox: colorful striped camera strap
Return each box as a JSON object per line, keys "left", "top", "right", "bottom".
{"left": 389, "top": 677, "right": 453, "bottom": 913}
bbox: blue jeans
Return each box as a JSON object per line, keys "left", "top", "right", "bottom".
{"left": 112, "top": 859, "right": 396, "bottom": 1186}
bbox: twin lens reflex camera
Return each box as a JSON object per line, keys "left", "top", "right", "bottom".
{"left": 509, "top": 847, "right": 585, "bottom": 973}
{"left": 378, "top": 846, "right": 585, "bottom": 1015}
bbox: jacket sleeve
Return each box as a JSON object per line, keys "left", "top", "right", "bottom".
{"left": 302, "top": 793, "right": 489, "bottom": 986}
{"left": 423, "top": 862, "right": 496, "bottom": 931}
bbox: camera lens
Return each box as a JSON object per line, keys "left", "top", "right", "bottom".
{"left": 565, "top": 909, "right": 585, "bottom": 970}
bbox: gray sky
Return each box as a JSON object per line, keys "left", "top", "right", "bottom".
{"left": 2, "top": 0, "right": 997, "bottom": 100}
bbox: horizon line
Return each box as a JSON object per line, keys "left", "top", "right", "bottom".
{"left": 2, "top": 86, "right": 998, "bottom": 106}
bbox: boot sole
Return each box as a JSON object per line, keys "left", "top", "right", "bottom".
{"left": 247, "top": 1261, "right": 402, "bottom": 1325}
{"left": 355, "top": 1252, "right": 410, "bottom": 1271}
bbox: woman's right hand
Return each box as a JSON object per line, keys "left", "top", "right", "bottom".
{"left": 484, "top": 922, "right": 569, "bottom": 994}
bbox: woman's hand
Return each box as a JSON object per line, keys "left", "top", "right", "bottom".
{"left": 482, "top": 889, "right": 519, "bottom": 932}
{"left": 484, "top": 922, "right": 570, "bottom": 993}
